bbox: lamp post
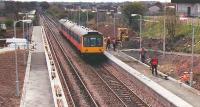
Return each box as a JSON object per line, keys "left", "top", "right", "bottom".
{"left": 113, "top": 12, "right": 122, "bottom": 37}
{"left": 14, "top": 19, "right": 32, "bottom": 96}
{"left": 96, "top": 8, "right": 98, "bottom": 30}
{"left": 131, "top": 14, "right": 142, "bottom": 50}
{"left": 86, "top": 4, "right": 89, "bottom": 26}
{"left": 190, "top": 19, "right": 195, "bottom": 86}
{"left": 19, "top": 12, "right": 30, "bottom": 64}
{"left": 92, "top": 9, "right": 98, "bottom": 30}
{"left": 163, "top": 2, "right": 166, "bottom": 56}
{"left": 78, "top": 6, "right": 81, "bottom": 25}
{"left": 22, "top": 16, "right": 26, "bottom": 65}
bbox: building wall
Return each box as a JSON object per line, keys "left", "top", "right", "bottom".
{"left": 0, "top": 2, "right": 5, "bottom": 10}
{"left": 176, "top": 3, "right": 200, "bottom": 17}
{"left": 148, "top": 6, "right": 160, "bottom": 15}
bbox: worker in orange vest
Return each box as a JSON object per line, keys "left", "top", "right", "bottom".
{"left": 150, "top": 55, "right": 158, "bottom": 76}
{"left": 180, "top": 72, "right": 190, "bottom": 84}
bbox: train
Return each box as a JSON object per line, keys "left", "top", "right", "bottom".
{"left": 58, "top": 19, "right": 104, "bottom": 54}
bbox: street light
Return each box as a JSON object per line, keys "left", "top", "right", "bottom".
{"left": 78, "top": 6, "right": 81, "bottom": 25}
{"left": 86, "top": 4, "right": 89, "bottom": 26}
{"left": 131, "top": 14, "right": 142, "bottom": 50}
{"left": 22, "top": 16, "right": 26, "bottom": 65}
{"left": 14, "top": 19, "right": 32, "bottom": 97}
{"left": 19, "top": 12, "right": 32, "bottom": 65}
{"left": 190, "top": 19, "right": 195, "bottom": 86}
{"left": 163, "top": 8, "right": 166, "bottom": 56}
{"left": 92, "top": 9, "right": 98, "bottom": 30}
{"left": 113, "top": 12, "right": 122, "bottom": 37}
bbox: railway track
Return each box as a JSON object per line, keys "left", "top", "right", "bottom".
{"left": 88, "top": 62, "right": 148, "bottom": 107}
{"left": 41, "top": 13, "right": 149, "bottom": 107}
{"left": 40, "top": 14, "right": 98, "bottom": 107}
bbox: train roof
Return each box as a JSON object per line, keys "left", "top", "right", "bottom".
{"left": 59, "top": 19, "right": 102, "bottom": 36}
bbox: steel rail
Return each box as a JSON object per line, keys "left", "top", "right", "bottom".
{"left": 40, "top": 14, "right": 75, "bottom": 107}
{"left": 42, "top": 14, "right": 98, "bottom": 107}
{"left": 102, "top": 63, "right": 149, "bottom": 106}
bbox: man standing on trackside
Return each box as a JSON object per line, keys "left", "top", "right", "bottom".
{"left": 150, "top": 53, "right": 158, "bottom": 76}
{"left": 140, "top": 47, "right": 147, "bottom": 63}
{"left": 106, "top": 36, "right": 111, "bottom": 50}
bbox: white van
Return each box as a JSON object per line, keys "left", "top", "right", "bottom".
{"left": 0, "top": 24, "right": 6, "bottom": 31}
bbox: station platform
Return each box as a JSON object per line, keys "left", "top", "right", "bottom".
{"left": 106, "top": 50, "right": 200, "bottom": 107}
{"left": 20, "top": 26, "right": 54, "bottom": 107}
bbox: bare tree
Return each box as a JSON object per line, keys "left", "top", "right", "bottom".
{"left": 166, "top": 7, "right": 177, "bottom": 41}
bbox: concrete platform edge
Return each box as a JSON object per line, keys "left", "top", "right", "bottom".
{"left": 41, "top": 26, "right": 68, "bottom": 107}
{"left": 20, "top": 50, "right": 32, "bottom": 107}
{"left": 119, "top": 50, "right": 200, "bottom": 96}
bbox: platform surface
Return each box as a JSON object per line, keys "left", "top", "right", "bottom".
{"left": 107, "top": 50, "right": 200, "bottom": 107}
{"left": 22, "top": 26, "right": 54, "bottom": 107}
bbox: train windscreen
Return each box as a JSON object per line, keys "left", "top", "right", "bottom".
{"left": 83, "top": 35, "right": 103, "bottom": 47}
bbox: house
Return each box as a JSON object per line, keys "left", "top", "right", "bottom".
{"left": 0, "top": 1, "right": 5, "bottom": 10}
{"left": 148, "top": 5, "right": 161, "bottom": 15}
{"left": 171, "top": 0, "right": 200, "bottom": 17}
{"left": 147, "top": 2, "right": 163, "bottom": 15}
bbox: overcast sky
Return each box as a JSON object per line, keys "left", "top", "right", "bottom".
{"left": 12, "top": 0, "right": 171, "bottom": 3}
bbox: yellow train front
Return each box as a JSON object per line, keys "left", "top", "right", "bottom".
{"left": 59, "top": 19, "right": 105, "bottom": 54}
{"left": 81, "top": 32, "right": 104, "bottom": 54}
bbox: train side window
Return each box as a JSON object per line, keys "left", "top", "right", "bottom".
{"left": 69, "top": 30, "right": 71, "bottom": 35}
{"left": 71, "top": 31, "right": 73, "bottom": 37}
{"left": 77, "top": 36, "right": 80, "bottom": 43}
{"left": 75, "top": 34, "right": 77, "bottom": 41}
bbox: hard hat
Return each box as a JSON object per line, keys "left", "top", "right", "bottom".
{"left": 184, "top": 72, "right": 189, "bottom": 74}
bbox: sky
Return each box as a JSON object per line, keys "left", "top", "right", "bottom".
{"left": 12, "top": 0, "right": 171, "bottom": 3}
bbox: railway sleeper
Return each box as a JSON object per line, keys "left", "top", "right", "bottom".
{"left": 107, "top": 79, "right": 120, "bottom": 84}
{"left": 120, "top": 96, "right": 132, "bottom": 100}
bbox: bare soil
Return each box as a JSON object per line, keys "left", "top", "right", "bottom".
{"left": 0, "top": 50, "right": 26, "bottom": 107}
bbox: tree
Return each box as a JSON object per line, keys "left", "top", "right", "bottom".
{"left": 4, "top": 1, "right": 37, "bottom": 20}
{"left": 122, "top": 2, "right": 146, "bottom": 31}
{"left": 40, "top": 2, "right": 50, "bottom": 10}
{"left": 4, "top": 19, "right": 13, "bottom": 28}
{"left": 166, "top": 7, "right": 177, "bottom": 41}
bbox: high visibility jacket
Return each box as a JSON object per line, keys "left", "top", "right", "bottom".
{"left": 181, "top": 74, "right": 189, "bottom": 82}
{"left": 151, "top": 58, "right": 158, "bottom": 65}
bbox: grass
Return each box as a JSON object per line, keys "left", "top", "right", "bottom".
{"left": 142, "top": 17, "right": 200, "bottom": 53}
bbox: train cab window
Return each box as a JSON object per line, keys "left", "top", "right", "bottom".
{"left": 96, "top": 38, "right": 102, "bottom": 46}
{"left": 90, "top": 37, "right": 96, "bottom": 46}
{"left": 83, "top": 36, "right": 103, "bottom": 47}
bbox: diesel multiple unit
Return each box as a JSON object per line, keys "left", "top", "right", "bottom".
{"left": 59, "top": 19, "right": 104, "bottom": 54}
